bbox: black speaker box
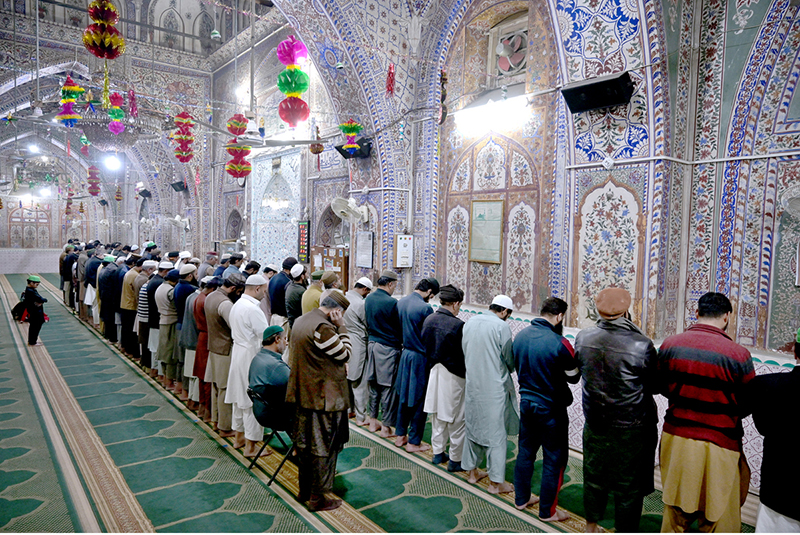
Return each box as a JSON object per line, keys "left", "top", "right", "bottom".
{"left": 99, "top": 199, "right": 109, "bottom": 206}
{"left": 561, "top": 71, "right": 635, "bottom": 114}
{"left": 170, "top": 181, "right": 187, "bottom": 192}
{"left": 335, "top": 137, "right": 373, "bottom": 159}
{"left": 138, "top": 188, "right": 152, "bottom": 198}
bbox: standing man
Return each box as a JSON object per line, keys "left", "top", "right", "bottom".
{"left": 173, "top": 264, "right": 199, "bottom": 399}
{"left": 226, "top": 274, "right": 270, "bottom": 458}
{"left": 84, "top": 248, "right": 103, "bottom": 327}
{"left": 213, "top": 254, "right": 231, "bottom": 277}
{"left": 287, "top": 292, "right": 351, "bottom": 511}
{"left": 285, "top": 264, "right": 308, "bottom": 328}
{"left": 223, "top": 253, "right": 244, "bottom": 279}
{"left": 147, "top": 261, "right": 173, "bottom": 381}
{"left": 136, "top": 260, "right": 157, "bottom": 373}
{"left": 61, "top": 245, "right": 77, "bottom": 307}
{"left": 268, "top": 257, "right": 297, "bottom": 330}
{"left": 197, "top": 252, "right": 218, "bottom": 280}
{"left": 344, "top": 277, "right": 373, "bottom": 426}
{"left": 749, "top": 340, "right": 800, "bottom": 532}
{"left": 120, "top": 257, "right": 143, "bottom": 359}
{"left": 364, "top": 270, "right": 402, "bottom": 437}
{"left": 22, "top": 275, "right": 47, "bottom": 346}
{"left": 512, "top": 297, "right": 577, "bottom": 521}
{"left": 259, "top": 264, "right": 279, "bottom": 324}
{"left": 301, "top": 271, "right": 325, "bottom": 314}
{"left": 205, "top": 272, "right": 246, "bottom": 437}
{"left": 461, "top": 294, "right": 519, "bottom": 494}
{"left": 321, "top": 271, "right": 340, "bottom": 291}
{"left": 422, "top": 284, "right": 466, "bottom": 472}
{"left": 77, "top": 244, "right": 91, "bottom": 321}
{"left": 156, "top": 269, "right": 180, "bottom": 390}
{"left": 193, "top": 276, "right": 219, "bottom": 423}
{"left": 98, "top": 254, "right": 119, "bottom": 342}
{"left": 394, "top": 278, "right": 439, "bottom": 452}
{"left": 658, "top": 292, "right": 754, "bottom": 532}
{"left": 574, "top": 287, "right": 657, "bottom": 533}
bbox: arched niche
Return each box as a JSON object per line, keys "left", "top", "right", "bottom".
{"left": 316, "top": 206, "right": 343, "bottom": 247}
{"left": 254, "top": 173, "right": 298, "bottom": 265}
{"left": 226, "top": 209, "right": 242, "bottom": 240}
{"left": 9, "top": 206, "right": 50, "bottom": 248}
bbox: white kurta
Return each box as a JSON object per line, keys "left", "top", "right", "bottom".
{"left": 424, "top": 363, "right": 465, "bottom": 423}
{"left": 225, "top": 294, "right": 268, "bottom": 408}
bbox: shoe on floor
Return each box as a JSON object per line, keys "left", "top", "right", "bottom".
{"left": 432, "top": 452, "right": 449, "bottom": 465}
{"left": 447, "top": 460, "right": 464, "bottom": 472}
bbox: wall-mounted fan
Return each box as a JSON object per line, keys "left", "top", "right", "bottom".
{"left": 331, "top": 196, "right": 368, "bottom": 224}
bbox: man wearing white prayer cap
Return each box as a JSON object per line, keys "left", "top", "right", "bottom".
{"left": 226, "top": 273, "right": 270, "bottom": 457}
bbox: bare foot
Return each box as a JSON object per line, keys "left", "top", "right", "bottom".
{"left": 488, "top": 481, "right": 514, "bottom": 494}
{"left": 355, "top": 419, "right": 369, "bottom": 427}
{"left": 368, "top": 419, "right": 380, "bottom": 433}
{"left": 218, "top": 430, "right": 236, "bottom": 438}
{"left": 405, "top": 443, "right": 430, "bottom": 453}
{"left": 515, "top": 495, "right": 540, "bottom": 510}
{"left": 541, "top": 510, "right": 570, "bottom": 523}
{"left": 585, "top": 521, "right": 601, "bottom": 533}
{"left": 394, "top": 435, "right": 408, "bottom": 447}
{"left": 468, "top": 469, "right": 488, "bottom": 484}
{"left": 379, "top": 426, "right": 396, "bottom": 438}
{"left": 232, "top": 440, "right": 246, "bottom": 449}
{"left": 244, "top": 448, "right": 272, "bottom": 458}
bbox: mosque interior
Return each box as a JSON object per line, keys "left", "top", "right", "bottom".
{"left": 0, "top": 0, "right": 797, "bottom": 531}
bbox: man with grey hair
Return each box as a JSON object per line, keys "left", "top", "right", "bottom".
{"left": 197, "top": 252, "right": 218, "bottom": 280}
{"left": 461, "top": 294, "right": 519, "bottom": 494}
{"left": 287, "top": 291, "right": 351, "bottom": 511}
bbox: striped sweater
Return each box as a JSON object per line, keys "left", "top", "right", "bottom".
{"left": 658, "top": 323, "right": 755, "bottom": 451}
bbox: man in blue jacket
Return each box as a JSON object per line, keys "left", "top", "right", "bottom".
{"left": 512, "top": 297, "right": 578, "bottom": 522}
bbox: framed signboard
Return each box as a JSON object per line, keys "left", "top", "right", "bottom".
{"left": 469, "top": 200, "right": 504, "bottom": 263}
{"left": 297, "top": 220, "right": 310, "bottom": 264}
{"left": 356, "top": 231, "right": 373, "bottom": 268}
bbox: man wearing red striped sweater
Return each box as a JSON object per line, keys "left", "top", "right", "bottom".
{"left": 657, "top": 292, "right": 754, "bottom": 532}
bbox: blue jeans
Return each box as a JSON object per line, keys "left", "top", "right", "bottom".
{"left": 513, "top": 399, "right": 568, "bottom": 518}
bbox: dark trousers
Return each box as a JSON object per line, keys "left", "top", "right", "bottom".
{"left": 582, "top": 422, "right": 656, "bottom": 532}
{"left": 103, "top": 314, "right": 118, "bottom": 342}
{"left": 28, "top": 319, "right": 44, "bottom": 345}
{"left": 369, "top": 381, "right": 398, "bottom": 427}
{"left": 120, "top": 310, "right": 139, "bottom": 358}
{"left": 138, "top": 322, "right": 151, "bottom": 369}
{"left": 513, "top": 400, "right": 568, "bottom": 518}
{"left": 395, "top": 398, "right": 427, "bottom": 445}
{"left": 297, "top": 450, "right": 338, "bottom": 501}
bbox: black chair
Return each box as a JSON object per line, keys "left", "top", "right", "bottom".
{"left": 246, "top": 387, "right": 295, "bottom": 486}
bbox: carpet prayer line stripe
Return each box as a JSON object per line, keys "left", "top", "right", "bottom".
{"left": 33, "top": 274, "right": 337, "bottom": 534}
{"left": 0, "top": 275, "right": 102, "bottom": 532}
{"left": 0, "top": 274, "right": 154, "bottom": 532}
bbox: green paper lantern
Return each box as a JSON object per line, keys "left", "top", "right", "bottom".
{"left": 277, "top": 69, "right": 310, "bottom": 98}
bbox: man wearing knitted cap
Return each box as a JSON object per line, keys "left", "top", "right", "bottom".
{"left": 120, "top": 257, "right": 144, "bottom": 360}
{"left": 226, "top": 274, "right": 270, "bottom": 457}
{"left": 156, "top": 269, "right": 181, "bottom": 391}
{"left": 286, "top": 264, "right": 308, "bottom": 328}
{"left": 173, "top": 264, "right": 199, "bottom": 400}
{"left": 344, "top": 277, "right": 373, "bottom": 426}
{"left": 364, "top": 270, "right": 403, "bottom": 437}
{"left": 321, "top": 271, "right": 340, "bottom": 290}
{"left": 574, "top": 287, "right": 658, "bottom": 533}
{"left": 147, "top": 261, "right": 173, "bottom": 381}
{"left": 287, "top": 290, "right": 352, "bottom": 511}
{"left": 461, "top": 294, "right": 519, "bottom": 494}
{"left": 658, "top": 292, "right": 754, "bottom": 532}
{"left": 98, "top": 254, "right": 120, "bottom": 343}
{"left": 301, "top": 270, "right": 325, "bottom": 314}
{"left": 268, "top": 257, "right": 297, "bottom": 332}
{"left": 422, "top": 284, "right": 467, "bottom": 472}
{"left": 22, "top": 276, "right": 47, "bottom": 346}
{"left": 136, "top": 260, "right": 158, "bottom": 374}
{"left": 394, "top": 278, "right": 440, "bottom": 452}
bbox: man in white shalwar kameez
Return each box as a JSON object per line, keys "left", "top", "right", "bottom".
{"left": 226, "top": 274, "right": 270, "bottom": 457}
{"left": 461, "top": 294, "right": 519, "bottom": 494}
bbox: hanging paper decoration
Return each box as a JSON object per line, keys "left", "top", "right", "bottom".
{"left": 226, "top": 114, "right": 248, "bottom": 137}
{"left": 83, "top": 0, "right": 126, "bottom": 60}
{"left": 309, "top": 125, "right": 324, "bottom": 171}
{"left": 276, "top": 35, "right": 310, "bottom": 128}
{"left": 386, "top": 62, "right": 396, "bottom": 97}
{"left": 278, "top": 97, "right": 310, "bottom": 128}
{"left": 102, "top": 63, "right": 111, "bottom": 109}
{"left": 225, "top": 138, "right": 252, "bottom": 179}
{"left": 107, "top": 92, "right": 125, "bottom": 134}
{"left": 87, "top": 166, "right": 101, "bottom": 196}
{"left": 128, "top": 88, "right": 138, "bottom": 118}
{"left": 338, "top": 119, "right": 364, "bottom": 155}
{"left": 79, "top": 201, "right": 85, "bottom": 214}
{"left": 0, "top": 198, "right": 3, "bottom": 209}
{"left": 80, "top": 134, "right": 91, "bottom": 157}
{"left": 55, "top": 74, "right": 84, "bottom": 127}
{"left": 173, "top": 111, "right": 196, "bottom": 163}
{"left": 115, "top": 185, "right": 122, "bottom": 202}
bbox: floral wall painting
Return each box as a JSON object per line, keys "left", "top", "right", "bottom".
{"left": 574, "top": 181, "right": 641, "bottom": 330}
{"left": 469, "top": 199, "right": 504, "bottom": 264}
{"left": 446, "top": 205, "right": 469, "bottom": 290}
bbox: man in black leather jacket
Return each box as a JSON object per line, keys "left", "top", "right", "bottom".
{"left": 574, "top": 287, "right": 658, "bottom": 533}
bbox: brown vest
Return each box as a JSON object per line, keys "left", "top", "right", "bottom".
{"left": 205, "top": 288, "right": 233, "bottom": 355}
{"left": 286, "top": 308, "right": 349, "bottom": 412}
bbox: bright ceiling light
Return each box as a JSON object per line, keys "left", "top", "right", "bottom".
{"left": 135, "top": 181, "right": 144, "bottom": 188}
{"left": 105, "top": 155, "right": 122, "bottom": 171}
{"left": 235, "top": 85, "right": 249, "bottom": 102}
{"left": 21, "top": 193, "right": 32, "bottom": 205}
{"left": 28, "top": 144, "right": 40, "bottom": 153}
{"left": 39, "top": 187, "right": 51, "bottom": 197}
{"left": 454, "top": 95, "right": 530, "bottom": 138}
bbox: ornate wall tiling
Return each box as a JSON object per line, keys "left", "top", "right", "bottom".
{"left": 445, "top": 205, "right": 469, "bottom": 292}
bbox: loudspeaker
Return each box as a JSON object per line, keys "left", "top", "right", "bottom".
{"left": 99, "top": 199, "right": 109, "bottom": 206}
{"left": 138, "top": 188, "right": 151, "bottom": 198}
{"left": 170, "top": 181, "right": 187, "bottom": 192}
{"left": 560, "top": 71, "right": 635, "bottom": 114}
{"left": 335, "top": 137, "right": 373, "bottom": 159}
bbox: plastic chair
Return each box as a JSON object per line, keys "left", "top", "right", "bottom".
{"left": 246, "top": 387, "right": 295, "bottom": 486}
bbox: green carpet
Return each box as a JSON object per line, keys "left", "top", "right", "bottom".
{"left": 24, "top": 273, "right": 316, "bottom": 533}
{"left": 0, "top": 278, "right": 78, "bottom": 532}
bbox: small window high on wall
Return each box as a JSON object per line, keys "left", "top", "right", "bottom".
{"left": 486, "top": 12, "right": 528, "bottom": 90}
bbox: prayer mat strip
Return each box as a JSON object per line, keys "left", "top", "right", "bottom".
{"left": 0, "top": 274, "right": 155, "bottom": 533}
